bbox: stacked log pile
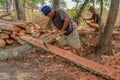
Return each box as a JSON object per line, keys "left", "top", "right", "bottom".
{"left": 0, "top": 21, "right": 41, "bottom": 47}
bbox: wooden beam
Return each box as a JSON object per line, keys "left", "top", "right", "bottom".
{"left": 78, "top": 30, "right": 99, "bottom": 35}
{"left": 78, "top": 30, "right": 120, "bottom": 36}
{"left": 21, "top": 35, "right": 120, "bottom": 80}
{"left": 0, "top": 12, "right": 11, "bottom": 18}
{"left": 40, "top": 32, "right": 57, "bottom": 44}
{"left": 0, "top": 19, "right": 31, "bottom": 29}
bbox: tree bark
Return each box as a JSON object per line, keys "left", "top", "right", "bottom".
{"left": 74, "top": 0, "right": 79, "bottom": 10}
{"left": 73, "top": 0, "right": 89, "bottom": 25}
{"left": 6, "top": 0, "right": 12, "bottom": 13}
{"left": 99, "top": 0, "right": 104, "bottom": 36}
{"left": 42, "top": 0, "right": 45, "bottom": 6}
{"left": 14, "top": 0, "right": 25, "bottom": 20}
{"left": 23, "top": 0, "right": 26, "bottom": 19}
{"left": 53, "top": 0, "right": 60, "bottom": 9}
{"left": 100, "top": 0, "right": 103, "bottom": 22}
{"left": 0, "top": 12, "right": 11, "bottom": 19}
{"left": 96, "top": 0, "right": 119, "bottom": 55}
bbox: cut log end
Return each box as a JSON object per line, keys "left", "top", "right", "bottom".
{"left": 0, "top": 39, "right": 6, "bottom": 47}
{"left": 5, "top": 39, "right": 14, "bottom": 45}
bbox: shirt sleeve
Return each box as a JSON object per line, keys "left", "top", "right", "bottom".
{"left": 58, "top": 9, "right": 68, "bottom": 20}
{"left": 94, "top": 13, "right": 99, "bottom": 22}
{"left": 92, "top": 13, "right": 99, "bottom": 22}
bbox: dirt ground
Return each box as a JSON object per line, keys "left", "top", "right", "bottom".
{"left": 0, "top": 48, "right": 104, "bottom": 80}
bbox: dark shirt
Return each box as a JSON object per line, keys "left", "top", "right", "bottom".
{"left": 91, "top": 11, "right": 100, "bottom": 24}
{"left": 52, "top": 9, "right": 77, "bottom": 35}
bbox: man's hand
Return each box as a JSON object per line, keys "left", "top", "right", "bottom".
{"left": 59, "top": 31, "right": 66, "bottom": 36}
{"left": 91, "top": 20, "right": 96, "bottom": 23}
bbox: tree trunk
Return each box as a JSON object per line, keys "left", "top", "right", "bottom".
{"left": 6, "top": 0, "right": 12, "bottom": 13}
{"left": 99, "top": 0, "right": 104, "bottom": 35}
{"left": 15, "top": 0, "right": 25, "bottom": 20}
{"left": 92, "top": 0, "right": 95, "bottom": 6}
{"left": 46, "top": 0, "right": 60, "bottom": 29}
{"left": 96, "top": 0, "right": 119, "bottom": 55}
{"left": 53, "top": 0, "right": 60, "bottom": 9}
{"left": 23, "top": 0, "right": 26, "bottom": 20}
{"left": 42, "top": 0, "right": 45, "bottom": 6}
{"left": 73, "top": 0, "right": 89, "bottom": 25}
{"left": 100, "top": 0, "right": 103, "bottom": 21}
{"left": 74, "top": 0, "right": 79, "bottom": 10}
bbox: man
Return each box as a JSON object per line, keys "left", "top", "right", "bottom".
{"left": 41, "top": 6, "right": 81, "bottom": 55}
{"left": 83, "top": 5, "right": 100, "bottom": 31}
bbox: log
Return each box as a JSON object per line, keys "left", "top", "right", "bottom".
{"left": 11, "top": 26, "right": 20, "bottom": 32}
{"left": 0, "top": 28, "right": 2, "bottom": 33}
{"left": 17, "top": 39, "right": 27, "bottom": 45}
{"left": 112, "top": 31, "right": 120, "bottom": 36}
{"left": 26, "top": 26, "right": 35, "bottom": 33}
{"left": 12, "top": 31, "right": 19, "bottom": 36}
{"left": 10, "top": 34, "right": 19, "bottom": 41}
{"left": 32, "top": 31, "right": 40, "bottom": 38}
{"left": 0, "top": 19, "right": 31, "bottom": 29}
{"left": 5, "top": 39, "right": 14, "bottom": 45}
{"left": 40, "top": 32, "right": 53, "bottom": 39}
{"left": 2, "top": 31, "right": 11, "bottom": 35}
{"left": 26, "top": 29, "right": 35, "bottom": 34}
{"left": 78, "top": 30, "right": 120, "bottom": 36}
{"left": 40, "top": 32, "right": 57, "bottom": 43}
{"left": 0, "top": 33, "right": 9, "bottom": 39}
{"left": 78, "top": 30, "right": 99, "bottom": 35}
{"left": 0, "top": 23, "right": 14, "bottom": 31}
{"left": 0, "top": 39, "right": 6, "bottom": 47}
{"left": 21, "top": 36, "right": 120, "bottom": 80}
{"left": 18, "top": 32, "right": 25, "bottom": 36}
{"left": 34, "top": 24, "right": 41, "bottom": 30}
{"left": 0, "top": 45, "right": 32, "bottom": 60}
{"left": 39, "top": 30, "right": 49, "bottom": 34}
{"left": 0, "top": 12, "right": 11, "bottom": 18}
{"left": 113, "top": 37, "right": 120, "bottom": 40}
{"left": 19, "top": 30, "right": 25, "bottom": 33}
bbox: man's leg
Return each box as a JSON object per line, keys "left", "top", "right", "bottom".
{"left": 68, "top": 28, "right": 82, "bottom": 55}
{"left": 59, "top": 35, "right": 69, "bottom": 49}
{"left": 87, "top": 23, "right": 99, "bottom": 31}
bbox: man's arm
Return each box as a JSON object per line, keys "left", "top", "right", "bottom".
{"left": 54, "top": 27, "right": 59, "bottom": 33}
{"left": 60, "top": 17, "right": 69, "bottom": 35}
{"left": 83, "top": 18, "right": 92, "bottom": 20}
{"left": 91, "top": 19, "right": 96, "bottom": 23}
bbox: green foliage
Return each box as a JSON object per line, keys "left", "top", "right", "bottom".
{"left": 71, "top": 0, "right": 111, "bottom": 10}
{"left": 67, "top": 9, "right": 76, "bottom": 18}
{"left": 90, "top": 0, "right": 111, "bottom": 10}
{"left": 60, "top": 0, "right": 66, "bottom": 8}
{"left": 0, "top": 0, "right": 6, "bottom": 8}
{"left": 27, "top": 0, "right": 42, "bottom": 6}
{"left": 48, "top": 0, "right": 67, "bottom": 8}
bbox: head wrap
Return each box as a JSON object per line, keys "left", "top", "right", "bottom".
{"left": 41, "top": 6, "right": 53, "bottom": 16}
{"left": 88, "top": 5, "right": 95, "bottom": 11}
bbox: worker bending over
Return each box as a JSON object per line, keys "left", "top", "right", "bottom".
{"left": 41, "top": 6, "right": 82, "bottom": 55}
{"left": 83, "top": 5, "right": 100, "bottom": 31}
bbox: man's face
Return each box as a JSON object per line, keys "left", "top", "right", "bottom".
{"left": 89, "top": 9, "right": 95, "bottom": 13}
{"left": 47, "top": 10, "right": 54, "bottom": 18}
